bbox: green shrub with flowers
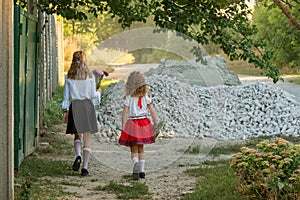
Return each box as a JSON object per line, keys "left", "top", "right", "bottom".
{"left": 230, "top": 137, "right": 300, "bottom": 200}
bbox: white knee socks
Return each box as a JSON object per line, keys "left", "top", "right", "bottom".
{"left": 139, "top": 160, "right": 145, "bottom": 173}
{"left": 83, "top": 148, "right": 91, "bottom": 169}
{"left": 74, "top": 140, "right": 82, "bottom": 158}
{"left": 132, "top": 157, "right": 139, "bottom": 164}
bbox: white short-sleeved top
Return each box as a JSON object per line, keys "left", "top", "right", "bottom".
{"left": 61, "top": 76, "right": 101, "bottom": 109}
{"left": 124, "top": 94, "right": 152, "bottom": 117}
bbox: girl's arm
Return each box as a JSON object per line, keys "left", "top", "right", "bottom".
{"left": 61, "top": 78, "right": 70, "bottom": 123}
{"left": 122, "top": 106, "right": 129, "bottom": 130}
{"left": 61, "top": 78, "right": 70, "bottom": 109}
{"left": 148, "top": 104, "right": 158, "bottom": 125}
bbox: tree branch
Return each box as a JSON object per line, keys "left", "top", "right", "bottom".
{"left": 292, "top": 0, "right": 300, "bottom": 4}
{"left": 273, "top": 0, "right": 300, "bottom": 30}
{"left": 280, "top": 0, "right": 295, "bottom": 8}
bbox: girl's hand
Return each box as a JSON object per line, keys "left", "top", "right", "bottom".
{"left": 63, "top": 111, "right": 68, "bottom": 123}
{"left": 97, "top": 88, "right": 102, "bottom": 93}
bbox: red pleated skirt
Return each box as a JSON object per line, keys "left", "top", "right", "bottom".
{"left": 119, "top": 118, "right": 155, "bottom": 146}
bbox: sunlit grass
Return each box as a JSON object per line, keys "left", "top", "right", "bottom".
{"left": 227, "top": 60, "right": 263, "bottom": 76}
{"left": 100, "top": 78, "right": 119, "bottom": 90}
{"left": 94, "top": 181, "right": 152, "bottom": 199}
{"left": 182, "top": 165, "right": 247, "bottom": 200}
{"left": 287, "top": 77, "right": 300, "bottom": 85}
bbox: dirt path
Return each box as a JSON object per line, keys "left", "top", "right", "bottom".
{"left": 47, "top": 126, "right": 208, "bottom": 200}
{"left": 42, "top": 124, "right": 227, "bottom": 200}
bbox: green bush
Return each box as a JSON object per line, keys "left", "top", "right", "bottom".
{"left": 42, "top": 87, "right": 64, "bottom": 127}
{"left": 231, "top": 137, "right": 300, "bottom": 200}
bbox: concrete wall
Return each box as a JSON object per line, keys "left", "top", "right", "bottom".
{"left": 0, "top": 0, "right": 14, "bottom": 199}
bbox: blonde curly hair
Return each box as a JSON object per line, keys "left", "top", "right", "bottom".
{"left": 126, "top": 71, "right": 148, "bottom": 97}
{"left": 67, "top": 50, "right": 92, "bottom": 80}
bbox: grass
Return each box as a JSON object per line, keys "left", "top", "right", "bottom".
{"left": 94, "top": 181, "right": 152, "bottom": 199}
{"left": 225, "top": 55, "right": 300, "bottom": 83}
{"left": 202, "top": 159, "right": 230, "bottom": 166}
{"left": 15, "top": 179, "right": 75, "bottom": 200}
{"left": 100, "top": 78, "right": 119, "bottom": 90}
{"left": 287, "top": 76, "right": 300, "bottom": 85}
{"left": 183, "top": 135, "right": 300, "bottom": 157}
{"left": 17, "top": 157, "right": 73, "bottom": 178}
{"left": 227, "top": 60, "right": 264, "bottom": 76}
{"left": 182, "top": 165, "right": 248, "bottom": 200}
{"left": 14, "top": 156, "right": 76, "bottom": 199}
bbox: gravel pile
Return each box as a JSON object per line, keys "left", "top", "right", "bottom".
{"left": 95, "top": 74, "right": 300, "bottom": 141}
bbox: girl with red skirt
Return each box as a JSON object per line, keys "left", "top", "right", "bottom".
{"left": 119, "top": 71, "right": 158, "bottom": 180}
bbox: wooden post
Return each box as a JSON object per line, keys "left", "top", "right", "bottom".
{"left": 56, "top": 17, "right": 65, "bottom": 86}
{"left": 0, "top": 0, "right": 14, "bottom": 199}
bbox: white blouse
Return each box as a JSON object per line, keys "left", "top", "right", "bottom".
{"left": 124, "top": 94, "right": 152, "bottom": 117}
{"left": 61, "top": 76, "right": 101, "bottom": 109}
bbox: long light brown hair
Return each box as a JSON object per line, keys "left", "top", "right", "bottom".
{"left": 67, "top": 50, "right": 92, "bottom": 80}
{"left": 126, "top": 71, "right": 148, "bottom": 97}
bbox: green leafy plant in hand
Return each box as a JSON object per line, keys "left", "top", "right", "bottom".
{"left": 154, "top": 121, "right": 166, "bottom": 138}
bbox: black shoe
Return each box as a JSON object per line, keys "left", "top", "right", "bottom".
{"left": 72, "top": 156, "right": 81, "bottom": 171}
{"left": 139, "top": 172, "right": 145, "bottom": 179}
{"left": 132, "top": 163, "right": 140, "bottom": 180}
{"left": 81, "top": 168, "right": 89, "bottom": 176}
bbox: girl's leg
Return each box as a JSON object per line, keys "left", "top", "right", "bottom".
{"left": 74, "top": 134, "right": 82, "bottom": 158}
{"left": 72, "top": 134, "right": 82, "bottom": 171}
{"left": 130, "top": 145, "right": 140, "bottom": 180}
{"left": 138, "top": 145, "right": 145, "bottom": 178}
{"left": 130, "top": 145, "right": 139, "bottom": 164}
{"left": 82, "top": 132, "right": 92, "bottom": 176}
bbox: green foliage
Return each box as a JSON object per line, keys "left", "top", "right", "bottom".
{"left": 183, "top": 166, "right": 247, "bottom": 200}
{"left": 231, "top": 137, "right": 300, "bottom": 199}
{"left": 16, "top": 0, "right": 295, "bottom": 82}
{"left": 95, "top": 180, "right": 152, "bottom": 199}
{"left": 71, "top": 34, "right": 99, "bottom": 55}
{"left": 209, "top": 145, "right": 244, "bottom": 156}
{"left": 110, "top": 0, "right": 281, "bottom": 82}
{"left": 99, "top": 79, "right": 119, "bottom": 92}
{"left": 42, "top": 86, "right": 64, "bottom": 127}
{"left": 63, "top": 12, "right": 123, "bottom": 53}
{"left": 253, "top": 2, "right": 300, "bottom": 71}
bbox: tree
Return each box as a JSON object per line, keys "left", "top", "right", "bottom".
{"left": 270, "top": 0, "right": 300, "bottom": 30}
{"left": 16, "top": 0, "right": 300, "bottom": 82}
{"left": 253, "top": 2, "right": 300, "bottom": 71}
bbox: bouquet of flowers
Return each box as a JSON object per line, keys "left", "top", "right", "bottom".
{"left": 154, "top": 121, "right": 166, "bottom": 138}
{"left": 92, "top": 69, "right": 109, "bottom": 89}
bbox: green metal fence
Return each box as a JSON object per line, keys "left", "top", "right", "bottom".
{"left": 14, "top": 6, "right": 39, "bottom": 168}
